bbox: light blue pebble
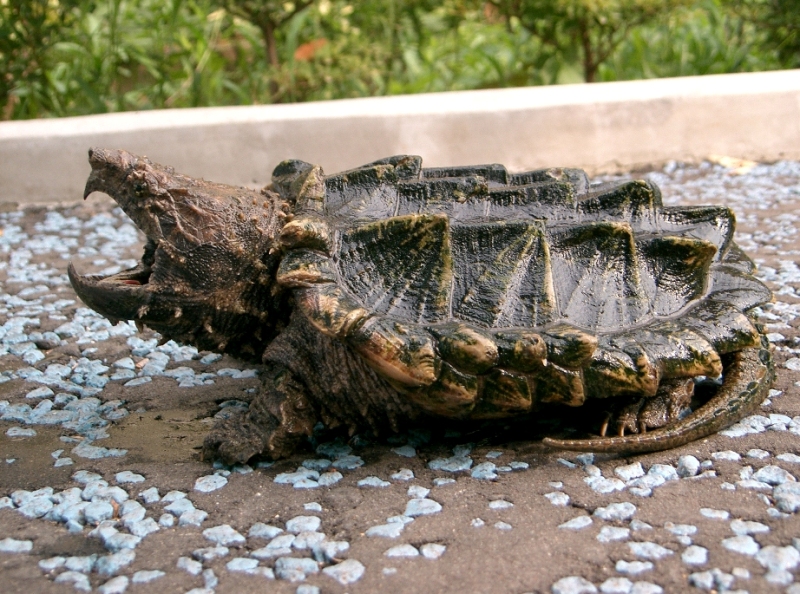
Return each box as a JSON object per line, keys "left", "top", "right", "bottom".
{"left": 249, "top": 523, "right": 283, "bottom": 539}
{"left": 628, "top": 542, "right": 674, "bottom": 560}
{"left": 203, "top": 524, "right": 245, "bottom": 546}
{"left": 392, "top": 445, "right": 416, "bottom": 458}
{"left": 471, "top": 462, "right": 497, "bottom": 480}
{"left": 358, "top": 476, "right": 390, "bottom": 488}
{"left": 18, "top": 497, "right": 54, "bottom": 519}
{"left": 124, "top": 377, "right": 151, "bottom": 387}
{"left": 551, "top": 576, "right": 597, "bottom": 594}
{"left": 131, "top": 570, "right": 165, "bottom": 584}
{"left": 115, "top": 471, "right": 145, "bottom": 484}
{"left": 722, "top": 535, "right": 760, "bottom": 556}
{"left": 227, "top": 557, "right": 259, "bottom": 571}
{"left": 404, "top": 498, "right": 442, "bottom": 517}
{"left": 6, "top": 426, "right": 36, "bottom": 437}
{"left": 681, "top": 545, "right": 708, "bottom": 565}
{"left": 84, "top": 501, "right": 115, "bottom": 524}
{"left": 0, "top": 538, "right": 33, "bottom": 553}
{"left": 194, "top": 474, "right": 228, "bottom": 492}
{"left": 428, "top": 456, "right": 472, "bottom": 472}
{"left": 317, "top": 471, "right": 343, "bottom": 486}
{"left": 615, "top": 560, "right": 653, "bottom": 575}
{"left": 597, "top": 526, "right": 630, "bottom": 543}
{"left": 96, "top": 549, "right": 136, "bottom": 575}
{"left": 178, "top": 509, "right": 208, "bottom": 526}
{"left": 331, "top": 455, "right": 364, "bottom": 470}
{"left": 164, "top": 498, "right": 195, "bottom": 516}
{"left": 301, "top": 459, "right": 331, "bottom": 471}
{"left": 559, "top": 516, "right": 593, "bottom": 530}
{"left": 366, "top": 523, "right": 404, "bottom": 538}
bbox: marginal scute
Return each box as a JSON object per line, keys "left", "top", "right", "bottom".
{"left": 347, "top": 316, "right": 440, "bottom": 388}
{"left": 493, "top": 330, "right": 547, "bottom": 373}
{"left": 472, "top": 369, "right": 533, "bottom": 418}
{"left": 682, "top": 301, "right": 761, "bottom": 354}
{"left": 279, "top": 217, "right": 332, "bottom": 253}
{"left": 432, "top": 323, "right": 499, "bottom": 374}
{"left": 658, "top": 205, "right": 735, "bottom": 259}
{"left": 294, "top": 284, "right": 368, "bottom": 338}
{"left": 707, "top": 265, "right": 774, "bottom": 311}
{"left": 536, "top": 362, "right": 585, "bottom": 407}
{"left": 641, "top": 325, "right": 722, "bottom": 379}
{"left": 408, "top": 362, "right": 477, "bottom": 417}
{"left": 583, "top": 342, "right": 659, "bottom": 399}
{"left": 541, "top": 323, "right": 598, "bottom": 369}
{"left": 275, "top": 249, "right": 336, "bottom": 288}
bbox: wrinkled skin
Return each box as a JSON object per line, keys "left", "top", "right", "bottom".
{"left": 70, "top": 148, "right": 774, "bottom": 464}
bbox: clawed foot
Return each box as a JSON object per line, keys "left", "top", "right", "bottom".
{"left": 599, "top": 378, "right": 694, "bottom": 437}
{"left": 202, "top": 409, "right": 271, "bottom": 465}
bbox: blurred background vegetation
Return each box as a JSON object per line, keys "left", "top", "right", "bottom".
{"left": 1, "top": 0, "right": 797, "bottom": 120}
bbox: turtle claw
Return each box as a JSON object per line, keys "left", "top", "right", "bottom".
{"left": 202, "top": 410, "right": 269, "bottom": 466}
{"left": 602, "top": 378, "right": 694, "bottom": 438}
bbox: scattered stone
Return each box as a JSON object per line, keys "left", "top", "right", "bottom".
{"left": 304, "top": 502, "right": 323, "bottom": 512}
{"left": 131, "top": 570, "right": 165, "bottom": 584}
{"left": 552, "top": 576, "right": 598, "bottom": 594}
{"left": 730, "top": 519, "right": 769, "bottom": 535}
{"left": 322, "top": 559, "right": 365, "bottom": 585}
{"left": 681, "top": 545, "right": 708, "bottom": 565}
{"left": 317, "top": 471, "right": 343, "bottom": 487}
{"left": 193, "top": 546, "right": 230, "bottom": 562}
{"left": 248, "top": 523, "right": 283, "bottom": 539}
{"left": 6, "top": 427, "right": 36, "bottom": 437}
{"left": 494, "top": 521, "right": 512, "bottom": 530}
{"left": 433, "top": 477, "right": 456, "bottom": 487}
{"left": 488, "top": 499, "right": 513, "bottom": 510}
{"left": 676, "top": 455, "right": 700, "bottom": 478}
{"left": 115, "top": 471, "right": 145, "bottom": 484}
{"left": 55, "top": 571, "right": 92, "bottom": 592}
{"left": 721, "top": 535, "right": 760, "bottom": 556}
{"left": 420, "top": 543, "right": 446, "bottom": 559}
{"left": 599, "top": 577, "right": 632, "bottom": 594}
{"left": 615, "top": 560, "right": 653, "bottom": 575}
{"left": 287, "top": 516, "right": 321, "bottom": 533}
{"left": 177, "top": 556, "right": 203, "bottom": 576}
{"left": 203, "top": 524, "right": 245, "bottom": 546}
{"left": 0, "top": 538, "right": 33, "bottom": 553}
{"left": 386, "top": 544, "right": 419, "bottom": 557}
{"left": 358, "top": 476, "right": 390, "bottom": 488}
{"left": 227, "top": 557, "right": 259, "bottom": 572}
{"left": 96, "top": 549, "right": 136, "bottom": 575}
{"left": 545, "top": 492, "right": 570, "bottom": 506}
{"left": 699, "top": 508, "right": 729, "bottom": 520}
{"left": 627, "top": 542, "right": 673, "bottom": 560}
{"left": 615, "top": 462, "right": 645, "bottom": 481}
{"left": 391, "top": 469, "right": 414, "bottom": 481}
{"left": 392, "top": 445, "right": 416, "bottom": 457}
{"left": 597, "top": 526, "right": 630, "bottom": 543}
{"left": 404, "top": 498, "right": 442, "bottom": 517}
{"left": 753, "top": 465, "right": 795, "bottom": 485}
{"left": 366, "top": 523, "right": 405, "bottom": 538}
{"left": 559, "top": 516, "right": 593, "bottom": 530}
{"left": 594, "top": 502, "right": 636, "bottom": 521}
{"left": 194, "top": 474, "right": 228, "bottom": 492}
{"left": 98, "top": 576, "right": 129, "bottom": 594}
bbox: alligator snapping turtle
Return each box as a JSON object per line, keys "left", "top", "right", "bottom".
{"left": 69, "top": 148, "right": 774, "bottom": 464}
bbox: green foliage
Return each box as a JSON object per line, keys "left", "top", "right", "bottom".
{"left": 0, "top": 0, "right": 793, "bottom": 120}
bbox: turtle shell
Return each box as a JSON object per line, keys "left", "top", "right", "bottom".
{"left": 272, "top": 156, "right": 770, "bottom": 421}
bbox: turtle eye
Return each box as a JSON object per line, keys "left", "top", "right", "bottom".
{"left": 134, "top": 183, "right": 147, "bottom": 197}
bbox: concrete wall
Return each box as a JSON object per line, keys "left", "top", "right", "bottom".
{"left": 1, "top": 69, "right": 799, "bottom": 204}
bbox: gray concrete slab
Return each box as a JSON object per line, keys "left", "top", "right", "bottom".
{"left": 1, "top": 69, "right": 799, "bottom": 204}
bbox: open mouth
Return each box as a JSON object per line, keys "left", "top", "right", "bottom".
{"left": 68, "top": 148, "right": 162, "bottom": 325}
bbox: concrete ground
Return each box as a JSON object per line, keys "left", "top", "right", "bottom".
{"left": 1, "top": 157, "right": 800, "bottom": 594}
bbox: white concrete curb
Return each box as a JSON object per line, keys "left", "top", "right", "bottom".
{"left": 1, "top": 69, "right": 799, "bottom": 204}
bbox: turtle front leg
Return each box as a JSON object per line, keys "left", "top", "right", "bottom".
{"left": 203, "top": 364, "right": 317, "bottom": 465}
{"left": 608, "top": 378, "right": 694, "bottom": 437}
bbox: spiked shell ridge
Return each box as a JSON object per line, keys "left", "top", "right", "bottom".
{"left": 272, "top": 155, "right": 771, "bottom": 438}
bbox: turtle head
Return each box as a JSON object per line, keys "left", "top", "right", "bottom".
{"left": 69, "top": 148, "right": 288, "bottom": 361}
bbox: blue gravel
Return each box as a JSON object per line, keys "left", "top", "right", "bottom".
{"left": 203, "top": 524, "right": 245, "bottom": 546}
{"left": 559, "top": 516, "right": 593, "bottom": 530}
{"left": 404, "top": 498, "right": 442, "bottom": 517}
{"left": 0, "top": 538, "right": 33, "bottom": 553}
{"left": 721, "top": 535, "right": 760, "bottom": 556}
{"left": 248, "top": 523, "right": 283, "bottom": 539}
{"left": 194, "top": 474, "right": 228, "bottom": 492}
{"left": 552, "top": 576, "right": 598, "bottom": 594}
{"left": 286, "top": 516, "right": 321, "bottom": 533}
{"left": 321, "top": 559, "right": 365, "bottom": 585}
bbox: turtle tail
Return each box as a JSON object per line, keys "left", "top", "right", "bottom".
{"left": 542, "top": 337, "right": 774, "bottom": 454}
